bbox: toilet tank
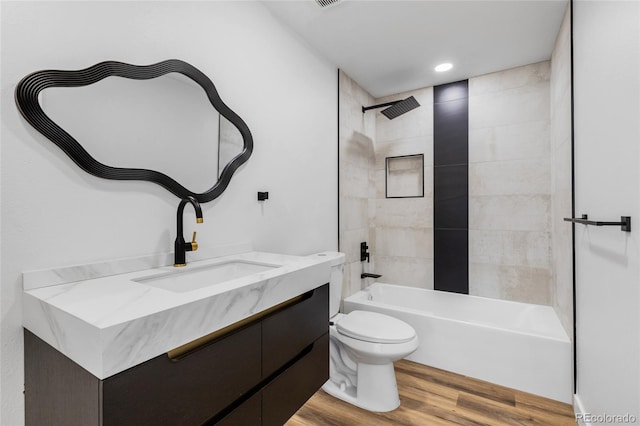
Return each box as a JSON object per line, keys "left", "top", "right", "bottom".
{"left": 310, "top": 252, "right": 345, "bottom": 318}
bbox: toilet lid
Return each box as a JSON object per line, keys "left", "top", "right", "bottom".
{"left": 337, "top": 311, "right": 415, "bottom": 344}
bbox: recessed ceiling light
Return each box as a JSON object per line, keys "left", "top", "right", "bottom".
{"left": 435, "top": 63, "right": 453, "bottom": 72}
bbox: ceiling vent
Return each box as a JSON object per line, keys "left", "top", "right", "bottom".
{"left": 315, "top": 0, "right": 341, "bottom": 8}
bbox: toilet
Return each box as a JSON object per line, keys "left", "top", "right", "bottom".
{"left": 314, "top": 252, "right": 418, "bottom": 412}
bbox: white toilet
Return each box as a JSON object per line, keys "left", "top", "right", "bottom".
{"left": 314, "top": 252, "right": 418, "bottom": 412}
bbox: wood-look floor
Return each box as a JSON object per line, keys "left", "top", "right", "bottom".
{"left": 287, "top": 360, "right": 577, "bottom": 426}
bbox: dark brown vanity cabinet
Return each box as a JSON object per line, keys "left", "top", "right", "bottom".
{"left": 25, "top": 284, "right": 329, "bottom": 426}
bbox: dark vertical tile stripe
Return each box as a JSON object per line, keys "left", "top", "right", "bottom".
{"left": 434, "top": 165, "right": 468, "bottom": 229}
{"left": 434, "top": 99, "right": 469, "bottom": 166}
{"left": 434, "top": 80, "right": 469, "bottom": 103}
{"left": 434, "top": 230, "right": 469, "bottom": 294}
{"left": 433, "top": 80, "right": 469, "bottom": 294}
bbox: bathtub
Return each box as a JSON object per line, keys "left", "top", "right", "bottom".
{"left": 343, "top": 283, "right": 572, "bottom": 403}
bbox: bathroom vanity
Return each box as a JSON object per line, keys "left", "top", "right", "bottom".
{"left": 16, "top": 59, "right": 328, "bottom": 424}
{"left": 22, "top": 251, "right": 331, "bottom": 425}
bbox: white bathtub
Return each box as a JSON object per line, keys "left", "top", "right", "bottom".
{"left": 343, "top": 283, "right": 572, "bottom": 403}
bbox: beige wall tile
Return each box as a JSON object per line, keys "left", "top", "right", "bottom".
{"left": 551, "top": 10, "right": 571, "bottom": 107}
{"left": 469, "top": 81, "right": 550, "bottom": 129}
{"left": 469, "top": 159, "right": 551, "bottom": 196}
{"left": 339, "top": 71, "right": 376, "bottom": 300}
{"left": 469, "top": 121, "right": 550, "bottom": 163}
{"left": 424, "top": 166, "right": 433, "bottom": 198}
{"left": 469, "top": 263, "right": 552, "bottom": 305}
{"left": 342, "top": 261, "right": 364, "bottom": 300}
{"left": 549, "top": 4, "right": 573, "bottom": 339}
{"left": 375, "top": 197, "right": 433, "bottom": 228}
{"left": 340, "top": 130, "right": 375, "bottom": 168}
{"left": 374, "top": 136, "right": 433, "bottom": 170}
{"left": 375, "top": 226, "right": 433, "bottom": 259}
{"left": 469, "top": 195, "right": 550, "bottom": 232}
{"left": 469, "top": 61, "right": 550, "bottom": 97}
{"left": 372, "top": 86, "right": 435, "bottom": 289}
{"left": 552, "top": 140, "right": 572, "bottom": 198}
{"left": 376, "top": 108, "right": 433, "bottom": 143}
{"left": 470, "top": 230, "right": 551, "bottom": 269}
{"left": 340, "top": 163, "right": 370, "bottom": 198}
{"left": 340, "top": 196, "right": 369, "bottom": 232}
{"left": 374, "top": 255, "right": 434, "bottom": 289}
{"left": 467, "top": 61, "right": 553, "bottom": 306}
{"left": 375, "top": 168, "right": 386, "bottom": 199}
{"left": 550, "top": 92, "right": 572, "bottom": 151}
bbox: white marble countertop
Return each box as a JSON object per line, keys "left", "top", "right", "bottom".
{"left": 23, "top": 251, "right": 332, "bottom": 379}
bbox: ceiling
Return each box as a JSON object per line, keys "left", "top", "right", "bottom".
{"left": 263, "top": 0, "right": 568, "bottom": 98}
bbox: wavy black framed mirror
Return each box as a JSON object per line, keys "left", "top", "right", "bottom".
{"left": 14, "top": 59, "right": 253, "bottom": 202}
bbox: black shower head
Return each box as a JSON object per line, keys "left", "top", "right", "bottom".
{"left": 381, "top": 96, "right": 420, "bottom": 119}
{"left": 362, "top": 96, "right": 421, "bottom": 120}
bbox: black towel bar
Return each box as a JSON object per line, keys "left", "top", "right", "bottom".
{"left": 564, "top": 214, "right": 631, "bottom": 232}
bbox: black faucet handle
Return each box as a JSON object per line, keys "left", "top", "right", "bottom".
{"left": 360, "top": 241, "right": 370, "bottom": 263}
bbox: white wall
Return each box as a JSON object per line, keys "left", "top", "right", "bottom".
{"left": 573, "top": 0, "right": 639, "bottom": 420}
{"left": 1, "top": 2, "right": 337, "bottom": 424}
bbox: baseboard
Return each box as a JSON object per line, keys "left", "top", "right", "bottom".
{"left": 574, "top": 394, "right": 591, "bottom": 426}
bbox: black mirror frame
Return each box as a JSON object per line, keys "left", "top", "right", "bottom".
{"left": 14, "top": 59, "right": 253, "bottom": 203}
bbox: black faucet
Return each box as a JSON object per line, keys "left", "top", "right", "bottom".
{"left": 174, "top": 196, "right": 203, "bottom": 267}
{"left": 361, "top": 272, "right": 382, "bottom": 279}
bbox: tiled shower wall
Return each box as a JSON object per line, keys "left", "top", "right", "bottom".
{"left": 550, "top": 6, "right": 573, "bottom": 337}
{"left": 340, "top": 57, "right": 571, "bottom": 309}
{"left": 373, "top": 88, "right": 434, "bottom": 289}
{"left": 468, "top": 62, "right": 553, "bottom": 304}
{"left": 338, "top": 71, "right": 376, "bottom": 299}
{"left": 339, "top": 72, "right": 436, "bottom": 295}
{"left": 371, "top": 63, "right": 554, "bottom": 301}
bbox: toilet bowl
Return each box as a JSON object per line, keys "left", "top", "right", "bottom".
{"left": 311, "top": 252, "right": 418, "bottom": 412}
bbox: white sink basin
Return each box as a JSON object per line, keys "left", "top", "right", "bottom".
{"left": 134, "top": 260, "right": 280, "bottom": 293}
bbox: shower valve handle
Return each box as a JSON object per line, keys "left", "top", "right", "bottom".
{"left": 360, "top": 242, "right": 370, "bottom": 263}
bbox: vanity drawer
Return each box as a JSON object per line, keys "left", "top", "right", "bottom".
{"left": 262, "top": 284, "right": 328, "bottom": 378}
{"left": 262, "top": 333, "right": 329, "bottom": 426}
{"left": 214, "top": 391, "right": 261, "bottom": 426}
{"left": 102, "top": 321, "right": 261, "bottom": 426}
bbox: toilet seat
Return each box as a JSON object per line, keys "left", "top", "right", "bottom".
{"left": 336, "top": 310, "right": 415, "bottom": 344}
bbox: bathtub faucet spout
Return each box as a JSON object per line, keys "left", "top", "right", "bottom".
{"left": 361, "top": 273, "right": 382, "bottom": 279}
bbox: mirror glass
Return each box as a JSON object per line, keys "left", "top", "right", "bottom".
{"left": 41, "top": 73, "right": 245, "bottom": 194}
{"left": 218, "top": 115, "right": 245, "bottom": 178}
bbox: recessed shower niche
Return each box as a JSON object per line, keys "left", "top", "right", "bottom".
{"left": 385, "top": 154, "right": 424, "bottom": 198}
{"left": 15, "top": 59, "right": 252, "bottom": 202}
